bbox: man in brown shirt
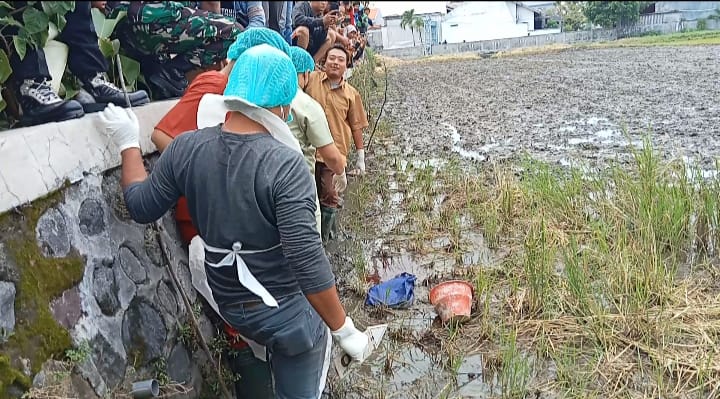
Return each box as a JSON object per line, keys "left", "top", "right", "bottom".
{"left": 304, "top": 43, "right": 369, "bottom": 242}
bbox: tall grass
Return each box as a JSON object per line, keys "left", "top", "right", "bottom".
{"left": 356, "top": 137, "right": 720, "bottom": 396}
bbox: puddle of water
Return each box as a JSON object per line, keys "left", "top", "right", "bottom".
{"left": 479, "top": 142, "right": 500, "bottom": 152}
{"left": 568, "top": 137, "right": 593, "bottom": 145}
{"left": 456, "top": 354, "right": 491, "bottom": 397}
{"left": 399, "top": 158, "right": 446, "bottom": 172}
{"left": 386, "top": 346, "right": 447, "bottom": 390}
{"left": 463, "top": 232, "right": 493, "bottom": 266}
{"left": 586, "top": 116, "right": 608, "bottom": 125}
{"left": 368, "top": 251, "right": 431, "bottom": 283}
{"left": 442, "top": 122, "right": 487, "bottom": 161}
{"left": 595, "top": 129, "right": 616, "bottom": 139}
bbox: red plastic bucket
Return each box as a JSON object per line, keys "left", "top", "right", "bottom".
{"left": 429, "top": 280, "right": 474, "bottom": 323}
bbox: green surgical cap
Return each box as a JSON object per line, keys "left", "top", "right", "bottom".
{"left": 227, "top": 27, "right": 291, "bottom": 60}
{"left": 224, "top": 44, "right": 297, "bottom": 108}
{"left": 289, "top": 46, "right": 315, "bottom": 74}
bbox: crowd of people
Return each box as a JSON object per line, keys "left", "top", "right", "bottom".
{"left": 6, "top": 1, "right": 372, "bottom": 127}
{"left": 90, "top": 7, "right": 371, "bottom": 399}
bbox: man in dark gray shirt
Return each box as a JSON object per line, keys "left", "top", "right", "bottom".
{"left": 98, "top": 44, "right": 368, "bottom": 398}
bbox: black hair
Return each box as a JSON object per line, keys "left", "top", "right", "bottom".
{"left": 326, "top": 43, "right": 351, "bottom": 67}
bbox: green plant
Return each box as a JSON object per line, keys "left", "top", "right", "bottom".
{"left": 64, "top": 340, "right": 91, "bottom": 365}
{"left": 0, "top": 1, "right": 76, "bottom": 112}
{"left": 400, "top": 9, "right": 424, "bottom": 47}
{"left": 89, "top": 8, "right": 139, "bottom": 91}
{"left": 696, "top": 18, "right": 708, "bottom": 31}
{"left": 583, "top": 1, "right": 643, "bottom": 28}
{"left": 151, "top": 358, "right": 170, "bottom": 386}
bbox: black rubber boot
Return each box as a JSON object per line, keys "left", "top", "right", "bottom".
{"left": 227, "top": 346, "right": 274, "bottom": 399}
{"left": 320, "top": 206, "right": 337, "bottom": 244}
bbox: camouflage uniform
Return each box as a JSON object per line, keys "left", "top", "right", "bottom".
{"left": 109, "top": 1, "right": 244, "bottom": 68}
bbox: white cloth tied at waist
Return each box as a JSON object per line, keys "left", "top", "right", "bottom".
{"left": 199, "top": 237, "right": 281, "bottom": 308}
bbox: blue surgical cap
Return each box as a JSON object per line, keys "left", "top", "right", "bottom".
{"left": 224, "top": 44, "right": 298, "bottom": 108}
{"left": 289, "top": 46, "right": 315, "bottom": 74}
{"left": 227, "top": 27, "right": 291, "bottom": 61}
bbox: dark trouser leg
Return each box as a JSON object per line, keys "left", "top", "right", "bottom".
{"left": 8, "top": 2, "right": 51, "bottom": 81}
{"left": 227, "top": 346, "right": 274, "bottom": 399}
{"left": 56, "top": 1, "right": 148, "bottom": 108}
{"left": 315, "top": 162, "right": 341, "bottom": 242}
{"left": 56, "top": 0, "right": 108, "bottom": 78}
{"left": 8, "top": 1, "right": 83, "bottom": 125}
{"left": 220, "top": 294, "right": 330, "bottom": 399}
{"left": 9, "top": 48, "right": 51, "bottom": 82}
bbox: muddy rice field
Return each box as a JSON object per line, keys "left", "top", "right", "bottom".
{"left": 324, "top": 45, "right": 720, "bottom": 398}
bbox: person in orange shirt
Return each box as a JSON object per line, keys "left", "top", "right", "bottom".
{"left": 150, "top": 27, "right": 292, "bottom": 399}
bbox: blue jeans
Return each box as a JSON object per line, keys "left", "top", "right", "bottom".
{"left": 220, "top": 293, "right": 331, "bottom": 399}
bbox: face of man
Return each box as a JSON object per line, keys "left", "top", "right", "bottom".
{"left": 324, "top": 48, "right": 348, "bottom": 79}
{"left": 310, "top": 1, "right": 328, "bottom": 15}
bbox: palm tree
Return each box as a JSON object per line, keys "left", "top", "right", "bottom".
{"left": 400, "top": 9, "right": 419, "bottom": 46}
{"left": 412, "top": 16, "right": 425, "bottom": 45}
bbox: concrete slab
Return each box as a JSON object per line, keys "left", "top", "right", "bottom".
{"left": 0, "top": 100, "right": 179, "bottom": 214}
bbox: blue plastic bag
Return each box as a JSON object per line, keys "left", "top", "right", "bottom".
{"left": 365, "top": 273, "right": 417, "bottom": 308}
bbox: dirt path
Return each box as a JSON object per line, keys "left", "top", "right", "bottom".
{"left": 324, "top": 45, "right": 720, "bottom": 399}
{"left": 386, "top": 45, "right": 720, "bottom": 171}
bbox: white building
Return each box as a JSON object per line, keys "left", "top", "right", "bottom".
{"left": 370, "top": 2, "right": 447, "bottom": 49}
{"left": 441, "top": 1, "right": 542, "bottom": 44}
{"left": 380, "top": 12, "right": 444, "bottom": 49}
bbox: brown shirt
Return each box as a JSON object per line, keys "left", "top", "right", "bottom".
{"left": 304, "top": 71, "right": 369, "bottom": 161}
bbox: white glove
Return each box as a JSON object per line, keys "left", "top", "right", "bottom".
{"left": 331, "top": 316, "right": 369, "bottom": 362}
{"left": 333, "top": 172, "right": 348, "bottom": 193}
{"left": 355, "top": 149, "right": 366, "bottom": 175}
{"left": 98, "top": 103, "right": 140, "bottom": 152}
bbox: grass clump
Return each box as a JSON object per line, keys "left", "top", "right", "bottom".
{"left": 344, "top": 131, "right": 720, "bottom": 396}
{"left": 454, "top": 138, "right": 720, "bottom": 396}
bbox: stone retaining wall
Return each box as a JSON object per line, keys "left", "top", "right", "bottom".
{"left": 0, "top": 102, "right": 215, "bottom": 398}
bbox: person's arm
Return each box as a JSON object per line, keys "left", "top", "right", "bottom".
{"left": 122, "top": 138, "right": 183, "bottom": 224}
{"left": 292, "top": 2, "right": 323, "bottom": 29}
{"left": 316, "top": 144, "right": 346, "bottom": 175}
{"left": 347, "top": 88, "right": 369, "bottom": 173}
{"left": 351, "top": 128, "right": 363, "bottom": 151}
{"left": 200, "top": 1, "right": 221, "bottom": 13}
{"left": 99, "top": 103, "right": 182, "bottom": 224}
{"left": 273, "top": 152, "right": 345, "bottom": 329}
{"left": 151, "top": 129, "right": 174, "bottom": 153}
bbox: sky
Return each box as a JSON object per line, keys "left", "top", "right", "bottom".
{"left": 369, "top": 1, "right": 448, "bottom": 17}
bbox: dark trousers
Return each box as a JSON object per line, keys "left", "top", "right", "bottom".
{"left": 10, "top": 1, "right": 107, "bottom": 82}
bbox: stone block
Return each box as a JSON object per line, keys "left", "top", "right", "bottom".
{"left": 0, "top": 281, "right": 16, "bottom": 340}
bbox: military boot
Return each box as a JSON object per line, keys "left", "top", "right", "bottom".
{"left": 80, "top": 72, "right": 149, "bottom": 107}
{"left": 17, "top": 79, "right": 84, "bottom": 126}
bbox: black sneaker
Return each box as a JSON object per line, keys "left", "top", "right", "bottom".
{"left": 81, "top": 72, "right": 150, "bottom": 107}
{"left": 17, "top": 79, "right": 84, "bottom": 127}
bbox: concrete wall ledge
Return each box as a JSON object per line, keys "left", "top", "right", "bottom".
{"left": 0, "top": 100, "right": 179, "bottom": 214}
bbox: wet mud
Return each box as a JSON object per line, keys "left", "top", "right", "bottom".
{"left": 387, "top": 46, "right": 720, "bottom": 171}
{"left": 324, "top": 45, "right": 720, "bottom": 398}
